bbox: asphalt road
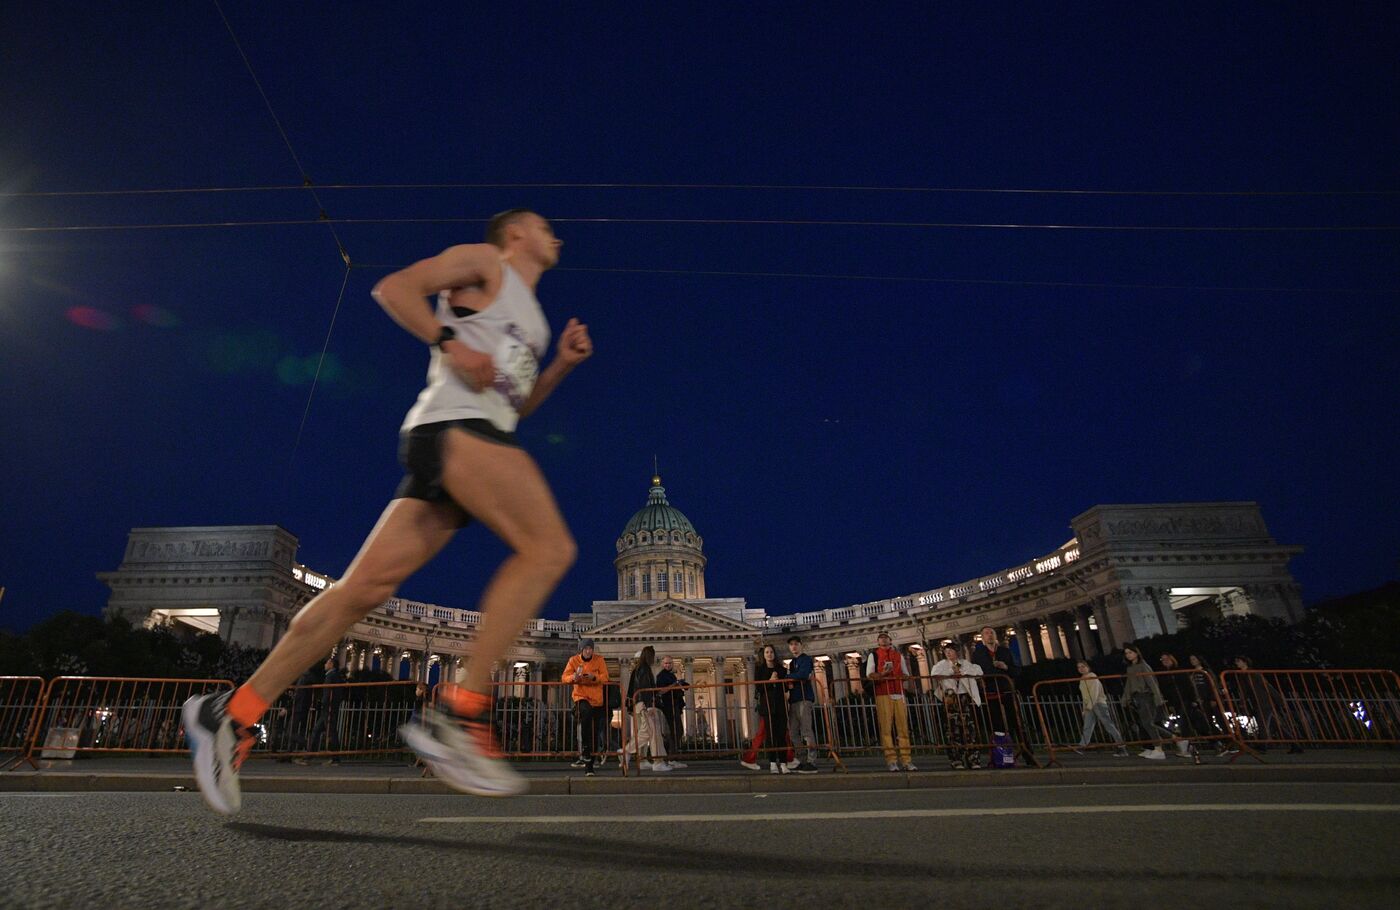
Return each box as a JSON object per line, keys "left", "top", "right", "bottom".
{"left": 3, "top": 782, "right": 1398, "bottom": 909}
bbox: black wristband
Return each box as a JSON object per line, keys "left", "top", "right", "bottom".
{"left": 434, "top": 325, "right": 456, "bottom": 349}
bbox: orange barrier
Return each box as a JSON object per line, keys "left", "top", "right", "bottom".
{"left": 0, "top": 677, "right": 46, "bottom": 770}
{"left": 19, "top": 677, "right": 234, "bottom": 764}
{"left": 1217, "top": 669, "right": 1400, "bottom": 751}
{"left": 1030, "top": 668, "right": 1243, "bottom": 766}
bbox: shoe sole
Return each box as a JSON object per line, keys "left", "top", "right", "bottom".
{"left": 400, "top": 723, "right": 528, "bottom": 798}
{"left": 182, "top": 697, "right": 239, "bottom": 816}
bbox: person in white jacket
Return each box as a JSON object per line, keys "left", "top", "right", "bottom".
{"left": 930, "top": 643, "right": 984, "bottom": 770}
{"left": 1075, "top": 660, "right": 1130, "bottom": 757}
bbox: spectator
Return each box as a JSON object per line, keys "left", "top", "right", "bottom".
{"left": 1121, "top": 645, "right": 1181, "bottom": 760}
{"left": 740, "top": 644, "right": 792, "bottom": 773}
{"left": 654, "top": 655, "right": 689, "bottom": 755}
{"left": 281, "top": 666, "right": 318, "bottom": 765}
{"left": 563, "top": 639, "right": 610, "bottom": 776}
{"left": 867, "top": 632, "right": 916, "bottom": 772}
{"left": 930, "top": 642, "right": 984, "bottom": 770}
{"left": 625, "top": 646, "right": 675, "bottom": 772}
{"left": 1187, "top": 654, "right": 1239, "bottom": 756}
{"left": 1073, "top": 659, "right": 1129, "bottom": 757}
{"left": 309, "top": 658, "right": 344, "bottom": 764}
{"left": 786, "top": 637, "right": 819, "bottom": 774}
{"left": 971, "top": 626, "right": 1038, "bottom": 768}
{"left": 1157, "top": 653, "right": 1203, "bottom": 760}
{"left": 1229, "top": 655, "right": 1304, "bottom": 754}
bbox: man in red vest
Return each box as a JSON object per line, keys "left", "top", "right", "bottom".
{"left": 866, "top": 632, "right": 916, "bottom": 771}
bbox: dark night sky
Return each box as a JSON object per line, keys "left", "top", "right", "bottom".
{"left": 2, "top": 3, "right": 1398, "bottom": 631}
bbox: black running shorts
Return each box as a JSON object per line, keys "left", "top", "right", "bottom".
{"left": 394, "top": 419, "right": 521, "bottom": 525}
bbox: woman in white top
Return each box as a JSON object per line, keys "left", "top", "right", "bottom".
{"left": 1074, "top": 659, "right": 1130, "bottom": 757}
{"left": 930, "top": 643, "right": 984, "bottom": 770}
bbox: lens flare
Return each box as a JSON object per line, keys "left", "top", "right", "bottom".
{"left": 65, "top": 306, "right": 119, "bottom": 331}
{"left": 131, "top": 304, "right": 180, "bottom": 327}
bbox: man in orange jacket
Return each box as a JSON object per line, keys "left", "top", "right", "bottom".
{"left": 563, "top": 639, "right": 609, "bottom": 776}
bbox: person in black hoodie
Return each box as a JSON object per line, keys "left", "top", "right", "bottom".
{"left": 970, "top": 626, "right": 1039, "bottom": 767}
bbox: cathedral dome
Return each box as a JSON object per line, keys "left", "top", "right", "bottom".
{"left": 614, "top": 474, "right": 707, "bottom": 600}
{"left": 618, "top": 476, "right": 701, "bottom": 549}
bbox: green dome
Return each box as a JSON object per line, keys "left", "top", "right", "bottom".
{"left": 616, "top": 476, "right": 705, "bottom": 557}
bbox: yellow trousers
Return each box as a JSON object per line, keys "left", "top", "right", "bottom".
{"left": 875, "top": 694, "right": 911, "bottom": 764}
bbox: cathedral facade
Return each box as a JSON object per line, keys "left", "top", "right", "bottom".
{"left": 101, "top": 477, "right": 1305, "bottom": 704}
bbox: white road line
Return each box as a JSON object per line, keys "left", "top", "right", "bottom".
{"left": 419, "top": 803, "right": 1400, "bottom": 824}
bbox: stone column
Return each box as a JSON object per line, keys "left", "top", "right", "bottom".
{"left": 1074, "top": 606, "right": 1100, "bottom": 658}
{"left": 741, "top": 656, "right": 756, "bottom": 739}
{"left": 829, "top": 653, "right": 849, "bottom": 700}
{"left": 1044, "top": 618, "right": 1066, "bottom": 660}
{"left": 1101, "top": 590, "right": 1145, "bottom": 643}
{"left": 1090, "top": 598, "right": 1117, "bottom": 652}
{"left": 682, "top": 657, "right": 696, "bottom": 739}
{"left": 1244, "top": 583, "right": 1303, "bottom": 623}
{"left": 714, "top": 658, "right": 731, "bottom": 747}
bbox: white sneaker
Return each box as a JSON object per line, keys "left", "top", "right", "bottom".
{"left": 740, "top": 760, "right": 762, "bottom": 771}
{"left": 769, "top": 762, "right": 780, "bottom": 773}
{"left": 1176, "top": 740, "right": 1192, "bottom": 757}
{"left": 888, "top": 762, "right": 901, "bottom": 772}
{"left": 903, "top": 762, "right": 919, "bottom": 772}
{"left": 183, "top": 691, "right": 255, "bottom": 816}
{"left": 667, "top": 760, "right": 687, "bottom": 768}
{"left": 652, "top": 761, "right": 674, "bottom": 772}
{"left": 400, "top": 706, "right": 528, "bottom": 797}
{"left": 638, "top": 760, "right": 653, "bottom": 771}
{"left": 784, "top": 759, "right": 801, "bottom": 771}
{"left": 1139, "top": 747, "right": 1166, "bottom": 760}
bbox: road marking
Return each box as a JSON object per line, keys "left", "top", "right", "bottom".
{"left": 419, "top": 803, "right": 1400, "bottom": 824}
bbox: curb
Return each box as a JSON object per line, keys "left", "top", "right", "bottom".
{"left": 3, "top": 763, "right": 1398, "bottom": 795}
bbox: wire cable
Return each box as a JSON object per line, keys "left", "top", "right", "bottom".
{"left": 5, "top": 181, "right": 1399, "bottom": 199}
{"left": 4, "top": 216, "right": 1396, "bottom": 233}
{"left": 282, "top": 266, "right": 352, "bottom": 494}
{"left": 348, "top": 261, "right": 1399, "bottom": 295}
{"left": 211, "top": 0, "right": 349, "bottom": 267}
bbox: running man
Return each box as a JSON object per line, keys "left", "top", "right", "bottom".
{"left": 183, "top": 209, "right": 592, "bottom": 813}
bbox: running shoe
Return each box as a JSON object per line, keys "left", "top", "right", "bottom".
{"left": 183, "top": 691, "right": 255, "bottom": 816}
{"left": 571, "top": 758, "right": 587, "bottom": 768}
{"left": 796, "top": 762, "right": 819, "bottom": 774}
{"left": 400, "top": 705, "right": 527, "bottom": 797}
{"left": 739, "top": 760, "right": 761, "bottom": 771}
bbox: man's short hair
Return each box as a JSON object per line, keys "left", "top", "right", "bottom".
{"left": 787, "top": 636, "right": 802, "bottom": 645}
{"left": 981, "top": 626, "right": 997, "bottom": 635}
{"left": 485, "top": 208, "right": 536, "bottom": 247}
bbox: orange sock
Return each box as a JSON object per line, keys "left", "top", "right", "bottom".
{"left": 439, "top": 684, "right": 490, "bottom": 717}
{"left": 227, "top": 684, "right": 270, "bottom": 729}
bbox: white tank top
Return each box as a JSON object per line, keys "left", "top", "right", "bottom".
{"left": 400, "top": 261, "right": 551, "bottom": 433}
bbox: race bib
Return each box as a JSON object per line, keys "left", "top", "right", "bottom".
{"left": 491, "top": 333, "right": 540, "bottom": 410}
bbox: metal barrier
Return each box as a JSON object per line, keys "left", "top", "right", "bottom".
{"left": 255, "top": 680, "right": 423, "bottom": 761}
{"left": 490, "top": 680, "right": 624, "bottom": 763}
{"left": 0, "top": 677, "right": 46, "bottom": 770}
{"left": 1218, "top": 669, "right": 1400, "bottom": 751}
{"left": 1030, "top": 668, "right": 1243, "bottom": 766}
{"left": 19, "top": 677, "right": 234, "bottom": 763}
{"left": 621, "top": 678, "right": 835, "bottom": 773}
{"left": 824, "top": 674, "right": 1029, "bottom": 768}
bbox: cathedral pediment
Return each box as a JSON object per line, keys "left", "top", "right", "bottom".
{"left": 587, "top": 600, "right": 755, "bottom": 638}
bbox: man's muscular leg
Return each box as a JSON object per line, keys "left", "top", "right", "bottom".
{"left": 437, "top": 428, "right": 576, "bottom": 695}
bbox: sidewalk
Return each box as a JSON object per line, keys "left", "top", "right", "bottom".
{"left": 5, "top": 749, "right": 1398, "bottom": 795}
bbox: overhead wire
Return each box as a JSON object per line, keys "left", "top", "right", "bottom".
{"left": 4, "top": 216, "right": 1397, "bottom": 233}
{"left": 4, "top": 181, "right": 1399, "bottom": 199}
{"left": 347, "top": 261, "right": 1399, "bottom": 296}
{"left": 209, "top": 0, "right": 352, "bottom": 497}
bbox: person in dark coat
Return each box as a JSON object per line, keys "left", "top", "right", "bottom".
{"left": 654, "top": 655, "right": 689, "bottom": 754}
{"left": 310, "top": 658, "right": 344, "bottom": 760}
{"left": 741, "top": 644, "right": 791, "bottom": 773}
{"left": 970, "top": 625, "right": 1039, "bottom": 767}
